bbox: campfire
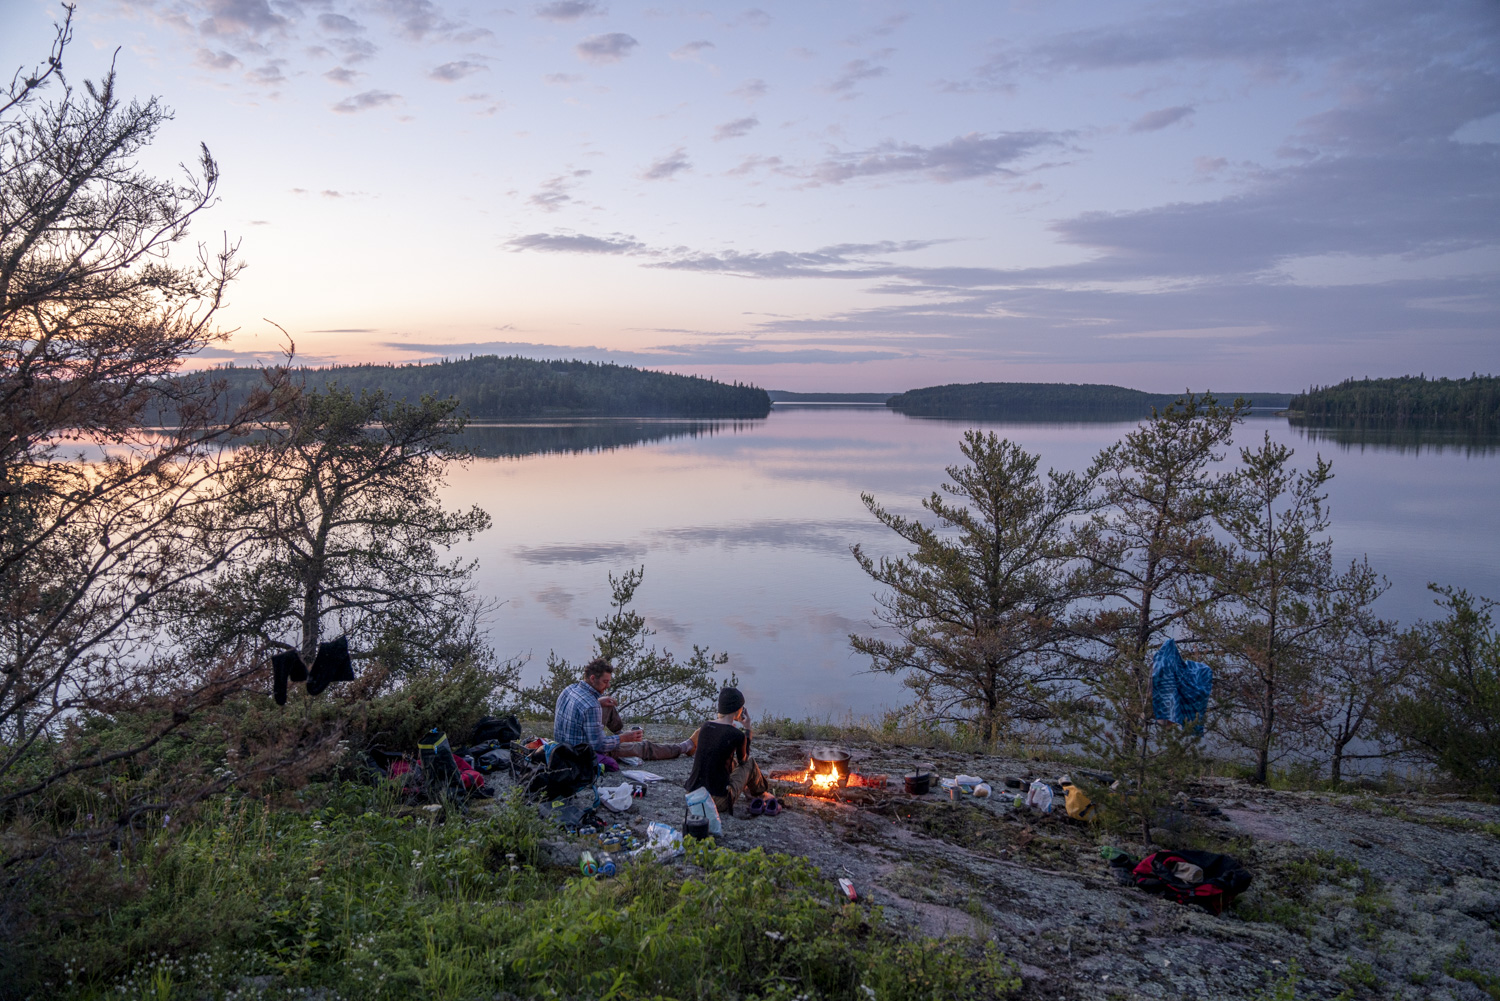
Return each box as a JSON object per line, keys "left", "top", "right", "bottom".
{"left": 770, "top": 747, "right": 888, "bottom": 799}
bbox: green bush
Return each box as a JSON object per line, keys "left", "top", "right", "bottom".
{"left": 1384, "top": 587, "right": 1500, "bottom": 795}
{"left": 12, "top": 787, "right": 1021, "bottom": 1001}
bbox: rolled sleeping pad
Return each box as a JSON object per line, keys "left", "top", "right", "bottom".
{"left": 600, "top": 854, "right": 617, "bottom": 877}
{"left": 579, "top": 850, "right": 598, "bottom": 877}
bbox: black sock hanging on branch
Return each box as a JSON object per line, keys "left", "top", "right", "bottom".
{"left": 270, "top": 650, "right": 306, "bottom": 706}
{"left": 269, "top": 636, "right": 353, "bottom": 703}
{"left": 306, "top": 635, "right": 354, "bottom": 695}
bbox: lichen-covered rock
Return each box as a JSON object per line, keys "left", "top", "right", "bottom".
{"left": 528, "top": 733, "right": 1500, "bottom": 999}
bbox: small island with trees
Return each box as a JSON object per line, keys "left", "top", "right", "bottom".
{"left": 885, "top": 382, "right": 1293, "bottom": 419}
{"left": 1288, "top": 374, "right": 1500, "bottom": 423}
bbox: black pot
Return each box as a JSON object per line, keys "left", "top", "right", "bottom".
{"left": 684, "top": 817, "right": 710, "bottom": 839}
{"left": 904, "top": 772, "right": 932, "bottom": 795}
{"left": 810, "top": 747, "right": 851, "bottom": 785}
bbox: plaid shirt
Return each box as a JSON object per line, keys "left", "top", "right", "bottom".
{"left": 553, "top": 680, "right": 619, "bottom": 753}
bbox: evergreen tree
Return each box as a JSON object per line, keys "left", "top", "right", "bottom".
{"left": 1302, "top": 565, "right": 1408, "bottom": 783}
{"left": 1069, "top": 395, "right": 1243, "bottom": 843}
{"left": 0, "top": 13, "right": 288, "bottom": 821}
{"left": 166, "top": 386, "right": 499, "bottom": 680}
{"left": 194, "top": 356, "right": 772, "bottom": 420}
{"left": 1383, "top": 586, "right": 1500, "bottom": 794}
{"left": 1201, "top": 434, "right": 1342, "bottom": 783}
{"left": 1289, "top": 374, "right": 1500, "bottom": 422}
{"left": 850, "top": 432, "right": 1090, "bottom": 742}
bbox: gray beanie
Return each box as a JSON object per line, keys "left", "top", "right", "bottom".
{"left": 717, "top": 687, "right": 745, "bottom": 716}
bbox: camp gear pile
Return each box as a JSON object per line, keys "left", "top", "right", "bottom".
{"left": 1108, "top": 848, "right": 1253, "bottom": 915}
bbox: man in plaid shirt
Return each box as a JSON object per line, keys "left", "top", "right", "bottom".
{"left": 553, "top": 658, "right": 690, "bottom": 760}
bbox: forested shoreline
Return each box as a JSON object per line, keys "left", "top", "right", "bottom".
{"left": 886, "top": 382, "right": 1293, "bottom": 418}
{"left": 189, "top": 356, "right": 772, "bottom": 420}
{"left": 1288, "top": 374, "right": 1499, "bottom": 422}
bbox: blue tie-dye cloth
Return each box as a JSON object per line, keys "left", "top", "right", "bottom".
{"left": 1152, "top": 638, "right": 1213, "bottom": 730}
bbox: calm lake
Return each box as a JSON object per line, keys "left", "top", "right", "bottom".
{"left": 443, "top": 406, "right": 1500, "bottom": 719}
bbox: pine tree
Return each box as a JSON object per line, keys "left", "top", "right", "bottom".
{"left": 850, "top": 431, "right": 1090, "bottom": 742}
{"left": 1069, "top": 395, "right": 1244, "bottom": 843}
{"left": 1202, "top": 434, "right": 1341, "bottom": 783}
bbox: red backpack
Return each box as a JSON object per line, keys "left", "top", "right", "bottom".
{"left": 1130, "top": 849, "right": 1252, "bottom": 915}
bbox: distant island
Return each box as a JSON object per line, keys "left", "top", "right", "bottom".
{"left": 885, "top": 382, "right": 1292, "bottom": 420}
{"left": 767, "top": 390, "right": 896, "bottom": 403}
{"left": 199, "top": 356, "right": 772, "bottom": 419}
{"left": 1288, "top": 375, "right": 1499, "bottom": 423}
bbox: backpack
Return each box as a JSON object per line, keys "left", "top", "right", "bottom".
{"left": 1129, "top": 849, "right": 1252, "bottom": 915}
{"left": 523, "top": 742, "right": 599, "bottom": 801}
{"left": 418, "top": 730, "right": 488, "bottom": 795}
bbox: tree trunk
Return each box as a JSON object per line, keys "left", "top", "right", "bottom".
{"left": 301, "top": 569, "right": 321, "bottom": 663}
{"left": 1331, "top": 737, "right": 1347, "bottom": 785}
{"left": 1255, "top": 682, "right": 1274, "bottom": 784}
{"left": 1138, "top": 747, "right": 1153, "bottom": 845}
{"left": 983, "top": 675, "right": 998, "bottom": 744}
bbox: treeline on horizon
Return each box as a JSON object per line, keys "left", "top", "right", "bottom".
{"left": 1289, "top": 374, "right": 1500, "bottom": 422}
{"left": 179, "top": 364, "right": 1497, "bottom": 426}
{"left": 885, "top": 382, "right": 1293, "bottom": 419}
{"left": 196, "top": 356, "right": 773, "bottom": 419}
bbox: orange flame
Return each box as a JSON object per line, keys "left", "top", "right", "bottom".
{"left": 809, "top": 760, "right": 840, "bottom": 791}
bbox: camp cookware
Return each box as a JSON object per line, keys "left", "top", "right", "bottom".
{"left": 810, "top": 747, "right": 851, "bottom": 785}
{"left": 903, "top": 771, "right": 932, "bottom": 795}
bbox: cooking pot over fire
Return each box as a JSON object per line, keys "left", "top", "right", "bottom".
{"left": 809, "top": 747, "right": 851, "bottom": 784}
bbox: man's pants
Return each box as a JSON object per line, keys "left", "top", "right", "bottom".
{"left": 713, "top": 756, "right": 769, "bottom": 815}
{"left": 601, "top": 703, "right": 684, "bottom": 761}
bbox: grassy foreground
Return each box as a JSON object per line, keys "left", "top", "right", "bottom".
{"left": 8, "top": 782, "right": 1019, "bottom": 1001}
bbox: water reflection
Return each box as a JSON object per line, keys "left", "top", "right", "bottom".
{"left": 1289, "top": 418, "right": 1500, "bottom": 456}
{"left": 442, "top": 408, "right": 1500, "bottom": 718}
{"left": 454, "top": 417, "right": 764, "bottom": 459}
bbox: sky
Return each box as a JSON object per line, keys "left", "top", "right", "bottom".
{"left": 3, "top": 0, "right": 1498, "bottom": 392}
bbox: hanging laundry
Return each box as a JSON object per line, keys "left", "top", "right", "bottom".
{"left": 306, "top": 635, "right": 354, "bottom": 694}
{"left": 269, "top": 635, "right": 355, "bottom": 704}
{"left": 270, "top": 650, "right": 306, "bottom": 706}
{"left": 1152, "top": 638, "right": 1213, "bottom": 731}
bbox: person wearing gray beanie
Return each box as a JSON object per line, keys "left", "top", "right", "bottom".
{"left": 683, "top": 686, "right": 776, "bottom": 818}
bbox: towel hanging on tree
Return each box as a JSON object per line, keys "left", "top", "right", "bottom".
{"left": 1151, "top": 638, "right": 1213, "bottom": 731}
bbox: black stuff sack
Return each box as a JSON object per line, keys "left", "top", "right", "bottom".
{"left": 470, "top": 713, "right": 522, "bottom": 746}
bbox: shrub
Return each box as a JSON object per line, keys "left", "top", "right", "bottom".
{"left": 10, "top": 791, "right": 1021, "bottom": 1001}
{"left": 1383, "top": 587, "right": 1500, "bottom": 794}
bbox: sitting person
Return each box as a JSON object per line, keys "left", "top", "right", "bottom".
{"left": 553, "top": 658, "right": 691, "bottom": 761}
{"left": 683, "top": 687, "right": 776, "bottom": 817}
